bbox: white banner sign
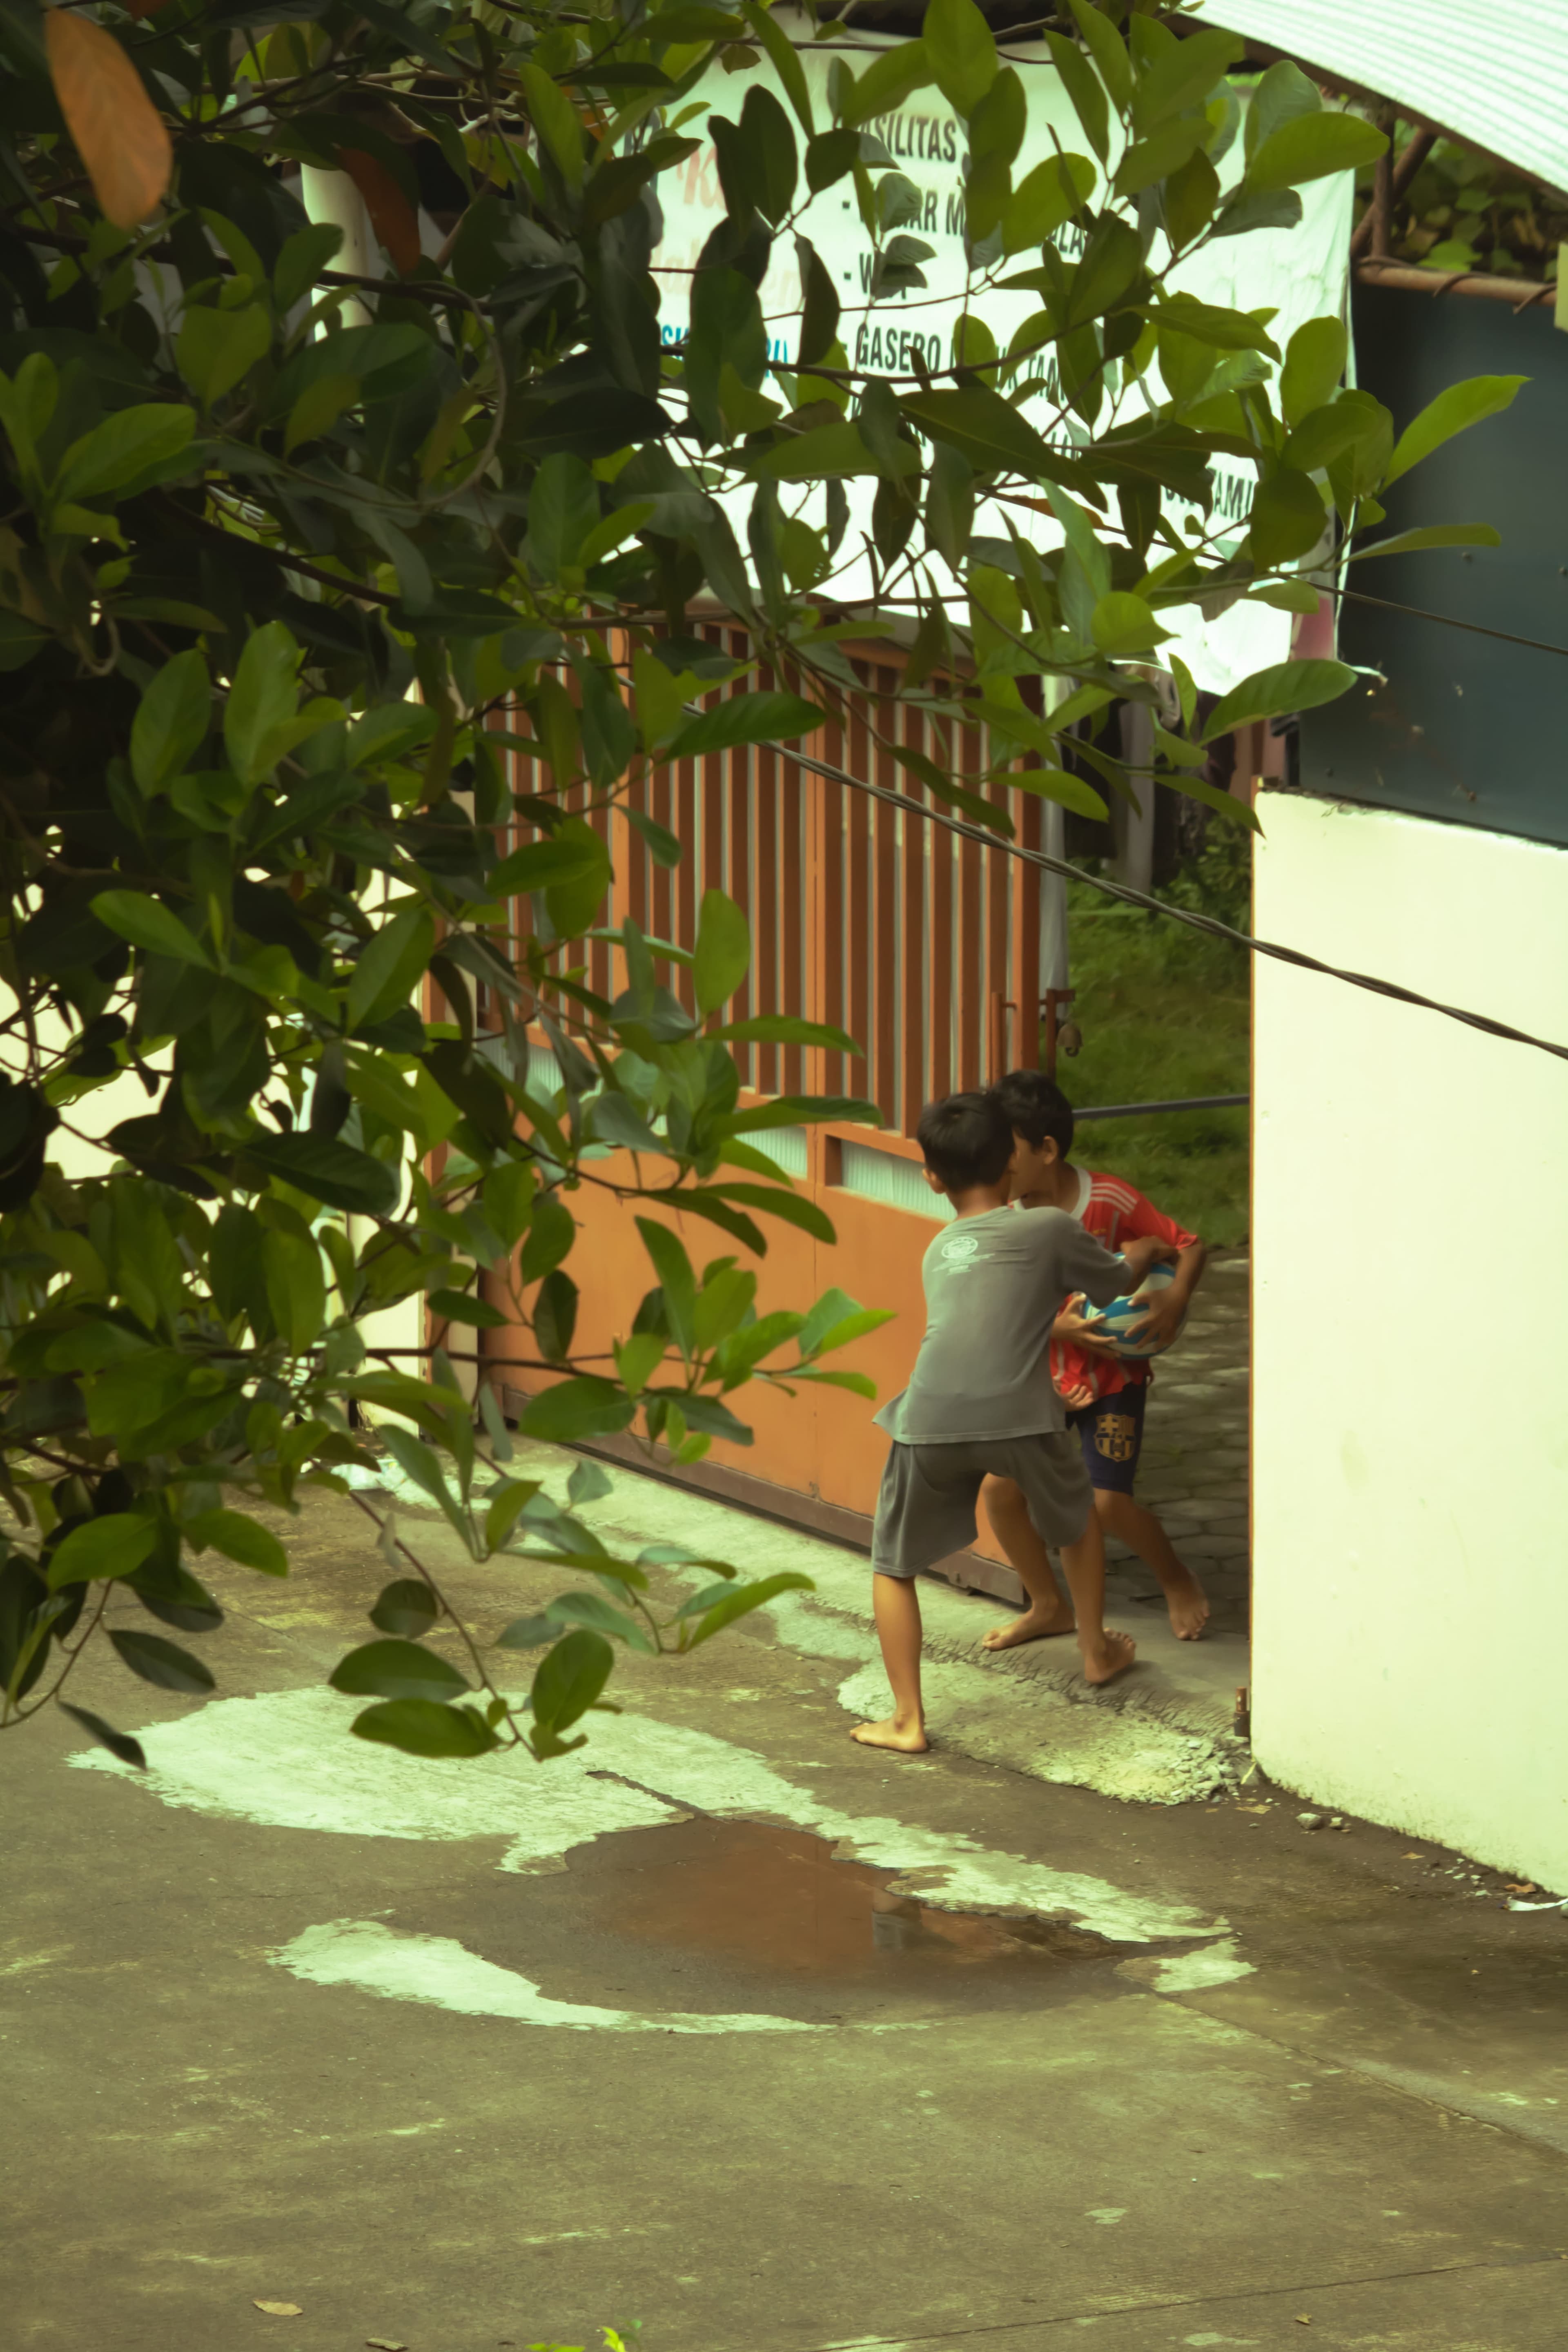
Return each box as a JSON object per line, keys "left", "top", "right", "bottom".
{"left": 650, "top": 27, "right": 1352, "bottom": 693}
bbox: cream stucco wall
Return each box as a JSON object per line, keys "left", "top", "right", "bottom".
{"left": 1252, "top": 791, "right": 1568, "bottom": 1888}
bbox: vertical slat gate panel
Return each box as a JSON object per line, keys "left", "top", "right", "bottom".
{"left": 956, "top": 735, "right": 984, "bottom": 1093}
{"left": 1011, "top": 784, "right": 1043, "bottom": 1072}
{"left": 927, "top": 701, "right": 955, "bottom": 1106}
{"left": 818, "top": 712, "right": 847, "bottom": 1100}
{"left": 754, "top": 658, "right": 781, "bottom": 1098}
{"left": 984, "top": 732, "right": 1010, "bottom": 1084}
{"left": 780, "top": 745, "right": 806, "bottom": 1099}
{"left": 845, "top": 677, "right": 871, "bottom": 1085}
{"left": 900, "top": 695, "right": 927, "bottom": 1127}
{"left": 649, "top": 756, "right": 673, "bottom": 948}
{"left": 727, "top": 739, "right": 753, "bottom": 1087}
{"left": 872, "top": 665, "right": 899, "bottom": 1128}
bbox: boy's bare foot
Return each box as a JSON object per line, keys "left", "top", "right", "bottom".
{"left": 1158, "top": 1567, "right": 1210, "bottom": 1640}
{"left": 851, "top": 1717, "right": 929, "bottom": 1754}
{"left": 980, "top": 1600, "right": 1076, "bottom": 1652}
{"left": 1080, "top": 1630, "right": 1137, "bottom": 1685}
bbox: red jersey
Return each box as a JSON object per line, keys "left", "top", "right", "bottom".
{"left": 1043, "top": 1169, "right": 1198, "bottom": 1410}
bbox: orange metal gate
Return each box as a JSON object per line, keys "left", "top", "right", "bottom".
{"left": 479, "top": 632, "right": 1264, "bottom": 1588}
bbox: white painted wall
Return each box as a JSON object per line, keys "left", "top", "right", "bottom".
{"left": 1252, "top": 791, "right": 1568, "bottom": 1889}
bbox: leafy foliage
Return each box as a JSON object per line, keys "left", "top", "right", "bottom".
{"left": 0, "top": 0, "right": 1506, "bottom": 1762}
{"left": 1361, "top": 128, "right": 1567, "bottom": 282}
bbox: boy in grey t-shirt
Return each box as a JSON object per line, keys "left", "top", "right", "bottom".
{"left": 852, "top": 1091, "right": 1174, "bottom": 1756}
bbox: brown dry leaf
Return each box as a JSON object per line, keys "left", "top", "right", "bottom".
{"left": 339, "top": 149, "right": 421, "bottom": 276}
{"left": 45, "top": 12, "right": 172, "bottom": 229}
{"left": 253, "top": 2303, "right": 303, "bottom": 2318}
{"left": 1504, "top": 1882, "right": 1536, "bottom": 1894}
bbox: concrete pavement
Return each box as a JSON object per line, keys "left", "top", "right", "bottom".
{"left": 4, "top": 1434, "right": 1565, "bottom": 2352}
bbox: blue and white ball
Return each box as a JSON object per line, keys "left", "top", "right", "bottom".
{"left": 1077, "top": 1263, "right": 1183, "bottom": 1361}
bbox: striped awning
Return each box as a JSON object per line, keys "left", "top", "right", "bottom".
{"left": 1189, "top": 0, "right": 1568, "bottom": 194}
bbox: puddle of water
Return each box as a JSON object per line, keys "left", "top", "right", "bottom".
{"left": 568, "top": 1817, "right": 1117, "bottom": 1982}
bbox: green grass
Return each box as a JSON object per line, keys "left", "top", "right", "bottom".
{"left": 1054, "top": 840, "right": 1252, "bottom": 1247}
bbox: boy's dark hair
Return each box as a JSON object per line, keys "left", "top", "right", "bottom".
{"left": 992, "top": 1068, "right": 1075, "bottom": 1158}
{"left": 916, "top": 1091, "right": 1015, "bottom": 1193}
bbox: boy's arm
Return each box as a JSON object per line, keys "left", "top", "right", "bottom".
{"left": 1127, "top": 1237, "right": 1205, "bottom": 1348}
{"left": 1058, "top": 1220, "right": 1173, "bottom": 1308}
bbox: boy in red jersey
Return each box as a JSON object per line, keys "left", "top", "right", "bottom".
{"left": 982, "top": 1070, "right": 1212, "bottom": 1642}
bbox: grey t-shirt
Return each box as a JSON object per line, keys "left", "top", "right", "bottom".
{"left": 874, "top": 1206, "right": 1132, "bottom": 1444}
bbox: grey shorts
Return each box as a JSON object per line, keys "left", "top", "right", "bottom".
{"left": 871, "top": 1433, "right": 1092, "bottom": 1580}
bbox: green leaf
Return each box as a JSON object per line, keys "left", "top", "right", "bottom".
{"left": 224, "top": 620, "right": 302, "bottom": 787}
{"left": 1280, "top": 401, "right": 1381, "bottom": 476}
{"left": 428, "top": 1286, "right": 508, "bottom": 1328}
{"left": 55, "top": 403, "right": 196, "bottom": 505}
{"left": 707, "top": 1183, "right": 835, "bottom": 1242}
{"left": 520, "top": 62, "right": 585, "bottom": 189}
{"left": 1089, "top": 591, "right": 1168, "bottom": 656}
{"left": 1246, "top": 469, "right": 1327, "bottom": 567}
{"left": 285, "top": 370, "right": 360, "bottom": 456}
{"left": 1068, "top": 0, "right": 1130, "bottom": 109}
{"left": 330, "top": 1637, "right": 470, "bottom": 1702}
{"left": 636, "top": 1216, "right": 697, "bottom": 1356}
{"left": 1383, "top": 375, "right": 1528, "bottom": 488}
{"left": 347, "top": 906, "right": 436, "bottom": 1034}
{"left": 540, "top": 1589, "right": 653, "bottom": 1652}
{"left": 184, "top": 1508, "right": 288, "bottom": 1575}
{"left": 530, "top": 1626, "right": 613, "bottom": 1735}
{"left": 739, "top": 0, "right": 814, "bottom": 131}
{"left": 901, "top": 385, "right": 1060, "bottom": 480}
{"left": 684, "top": 1570, "right": 813, "bottom": 1648}
{"left": 1153, "top": 294, "right": 1279, "bottom": 360}
{"left": 351, "top": 1699, "right": 500, "bottom": 1757}
{"left": 544, "top": 817, "right": 612, "bottom": 935}
{"left": 109, "top": 1628, "right": 215, "bottom": 1694}
{"left": 243, "top": 1132, "right": 400, "bottom": 1216}
{"left": 1065, "top": 213, "right": 1143, "bottom": 327}
{"left": 1156, "top": 766, "right": 1261, "bottom": 834}
{"left": 710, "top": 1014, "right": 860, "bottom": 1052}
{"left": 517, "top": 1380, "right": 636, "bottom": 1443}
{"left": 666, "top": 691, "right": 825, "bottom": 761}
{"left": 489, "top": 832, "right": 607, "bottom": 898}
{"left": 1044, "top": 29, "right": 1108, "bottom": 165}
{"left": 129, "top": 649, "right": 212, "bottom": 794}
{"left": 1347, "top": 522, "right": 1502, "bottom": 562}
{"left": 1279, "top": 317, "right": 1347, "bottom": 427}
{"left": 720, "top": 1096, "right": 881, "bottom": 1132}
{"left": 924, "top": 0, "right": 997, "bottom": 119}
{"left": 261, "top": 1227, "right": 326, "bottom": 1354}
{"left": 692, "top": 887, "right": 750, "bottom": 1014}
{"left": 58, "top": 1704, "right": 146, "bottom": 1768}
{"left": 47, "top": 1514, "right": 156, "bottom": 1591}
{"left": 1199, "top": 659, "right": 1356, "bottom": 743}
{"left": 840, "top": 39, "right": 933, "bottom": 127}
{"left": 370, "top": 1578, "right": 439, "bottom": 1637}
{"left": 1245, "top": 110, "right": 1387, "bottom": 198}
{"left": 496, "top": 1613, "right": 557, "bottom": 1650}
{"left": 1003, "top": 152, "right": 1096, "bottom": 256}
{"left": 91, "top": 891, "right": 212, "bottom": 968}
{"left": 176, "top": 303, "right": 272, "bottom": 408}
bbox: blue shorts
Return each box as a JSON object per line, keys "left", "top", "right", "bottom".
{"left": 1067, "top": 1385, "right": 1147, "bottom": 1496}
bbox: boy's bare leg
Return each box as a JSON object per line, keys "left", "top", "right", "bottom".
{"left": 978, "top": 1475, "right": 1075, "bottom": 1645}
{"left": 1057, "top": 1508, "right": 1136, "bottom": 1685}
{"left": 851, "top": 1573, "right": 929, "bottom": 1753}
{"left": 1096, "top": 1491, "right": 1210, "bottom": 1639}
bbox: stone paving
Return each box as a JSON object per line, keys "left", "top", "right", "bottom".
{"left": 1102, "top": 1248, "right": 1251, "bottom": 1637}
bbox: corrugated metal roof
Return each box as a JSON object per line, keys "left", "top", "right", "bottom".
{"left": 1190, "top": 0, "right": 1568, "bottom": 193}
